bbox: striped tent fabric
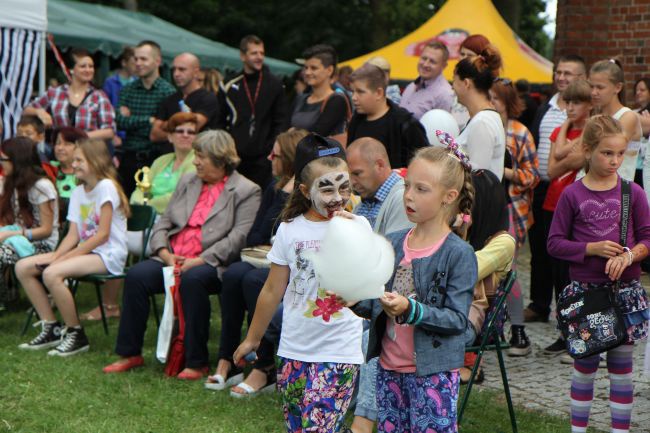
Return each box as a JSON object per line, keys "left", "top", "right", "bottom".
{"left": 0, "top": 27, "right": 42, "bottom": 141}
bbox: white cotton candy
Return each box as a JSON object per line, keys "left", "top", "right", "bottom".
{"left": 306, "top": 216, "right": 394, "bottom": 303}
{"left": 420, "top": 109, "right": 460, "bottom": 146}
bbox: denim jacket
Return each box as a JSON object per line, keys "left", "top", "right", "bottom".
{"left": 351, "top": 229, "right": 478, "bottom": 376}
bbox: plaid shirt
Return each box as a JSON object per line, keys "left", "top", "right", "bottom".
{"left": 30, "top": 84, "right": 115, "bottom": 132}
{"left": 506, "top": 119, "right": 540, "bottom": 246}
{"left": 116, "top": 77, "right": 176, "bottom": 152}
{"left": 354, "top": 172, "right": 401, "bottom": 228}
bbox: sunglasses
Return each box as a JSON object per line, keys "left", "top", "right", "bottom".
{"left": 174, "top": 128, "right": 196, "bottom": 136}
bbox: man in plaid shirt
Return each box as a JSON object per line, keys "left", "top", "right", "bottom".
{"left": 116, "top": 40, "right": 175, "bottom": 195}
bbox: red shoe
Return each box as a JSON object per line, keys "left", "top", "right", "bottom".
{"left": 177, "top": 367, "right": 209, "bottom": 380}
{"left": 103, "top": 356, "right": 144, "bottom": 373}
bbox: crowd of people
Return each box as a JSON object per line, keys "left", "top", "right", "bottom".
{"left": 0, "top": 30, "right": 649, "bottom": 433}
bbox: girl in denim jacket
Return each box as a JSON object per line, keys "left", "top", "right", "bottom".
{"left": 350, "top": 144, "right": 478, "bottom": 433}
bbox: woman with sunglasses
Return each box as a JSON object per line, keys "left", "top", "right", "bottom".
{"left": 51, "top": 127, "right": 88, "bottom": 199}
{"left": 79, "top": 112, "right": 197, "bottom": 322}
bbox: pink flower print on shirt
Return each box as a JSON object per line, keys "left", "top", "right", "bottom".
{"left": 304, "top": 289, "right": 344, "bottom": 322}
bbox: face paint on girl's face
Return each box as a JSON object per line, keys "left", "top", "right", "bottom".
{"left": 309, "top": 171, "right": 351, "bottom": 218}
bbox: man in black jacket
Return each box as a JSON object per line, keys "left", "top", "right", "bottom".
{"left": 347, "top": 63, "right": 428, "bottom": 168}
{"left": 218, "top": 35, "right": 288, "bottom": 187}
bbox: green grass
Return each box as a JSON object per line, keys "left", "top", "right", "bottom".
{"left": 0, "top": 288, "right": 602, "bottom": 433}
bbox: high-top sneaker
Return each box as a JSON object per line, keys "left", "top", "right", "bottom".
{"left": 47, "top": 326, "right": 89, "bottom": 357}
{"left": 18, "top": 320, "right": 63, "bottom": 350}
{"left": 507, "top": 325, "right": 532, "bottom": 356}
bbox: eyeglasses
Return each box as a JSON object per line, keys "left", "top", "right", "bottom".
{"left": 174, "top": 128, "right": 197, "bottom": 136}
{"left": 554, "top": 70, "right": 580, "bottom": 78}
{"left": 0, "top": 157, "right": 10, "bottom": 162}
{"left": 268, "top": 151, "right": 280, "bottom": 160}
{"left": 494, "top": 77, "right": 512, "bottom": 85}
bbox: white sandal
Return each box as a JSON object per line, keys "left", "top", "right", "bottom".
{"left": 229, "top": 368, "right": 277, "bottom": 398}
{"left": 204, "top": 369, "right": 244, "bottom": 391}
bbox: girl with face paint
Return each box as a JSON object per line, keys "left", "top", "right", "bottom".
{"left": 234, "top": 135, "right": 370, "bottom": 433}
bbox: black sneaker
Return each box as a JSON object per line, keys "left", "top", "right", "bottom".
{"left": 18, "top": 320, "right": 62, "bottom": 350}
{"left": 543, "top": 337, "right": 566, "bottom": 354}
{"left": 47, "top": 327, "right": 89, "bottom": 357}
{"left": 507, "top": 325, "right": 532, "bottom": 357}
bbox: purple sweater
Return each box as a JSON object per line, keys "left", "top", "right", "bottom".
{"left": 547, "top": 178, "right": 650, "bottom": 283}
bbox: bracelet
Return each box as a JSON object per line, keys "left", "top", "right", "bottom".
{"left": 622, "top": 247, "right": 633, "bottom": 266}
{"left": 406, "top": 298, "right": 417, "bottom": 324}
{"left": 26, "top": 229, "right": 33, "bottom": 241}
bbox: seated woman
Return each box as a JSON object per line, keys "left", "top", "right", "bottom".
{"left": 103, "top": 130, "right": 261, "bottom": 379}
{"left": 80, "top": 112, "right": 198, "bottom": 322}
{"left": 460, "top": 169, "right": 515, "bottom": 383}
{"left": 208, "top": 129, "right": 307, "bottom": 395}
{"left": 51, "top": 127, "right": 88, "bottom": 199}
{"left": 0, "top": 137, "right": 59, "bottom": 310}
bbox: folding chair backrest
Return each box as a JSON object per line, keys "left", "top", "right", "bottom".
{"left": 127, "top": 204, "right": 157, "bottom": 260}
{"left": 478, "top": 270, "right": 516, "bottom": 343}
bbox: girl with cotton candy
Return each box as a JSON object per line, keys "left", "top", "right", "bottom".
{"left": 233, "top": 134, "right": 369, "bottom": 433}
{"left": 347, "top": 138, "right": 478, "bottom": 433}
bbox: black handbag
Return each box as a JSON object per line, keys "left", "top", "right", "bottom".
{"left": 556, "top": 180, "right": 631, "bottom": 359}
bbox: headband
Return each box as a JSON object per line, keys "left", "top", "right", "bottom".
{"left": 435, "top": 130, "right": 472, "bottom": 170}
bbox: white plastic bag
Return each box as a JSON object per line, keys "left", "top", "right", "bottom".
{"left": 156, "top": 266, "right": 176, "bottom": 363}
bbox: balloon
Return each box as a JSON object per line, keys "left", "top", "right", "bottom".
{"left": 420, "top": 109, "right": 460, "bottom": 146}
{"left": 306, "top": 216, "right": 394, "bottom": 303}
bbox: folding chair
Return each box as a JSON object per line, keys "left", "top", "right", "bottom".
{"left": 458, "top": 270, "right": 518, "bottom": 433}
{"left": 69, "top": 204, "right": 157, "bottom": 334}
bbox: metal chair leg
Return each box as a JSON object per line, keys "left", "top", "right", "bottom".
{"left": 21, "top": 307, "right": 36, "bottom": 336}
{"left": 496, "top": 335, "right": 518, "bottom": 433}
{"left": 458, "top": 347, "right": 485, "bottom": 424}
{"left": 95, "top": 282, "right": 109, "bottom": 335}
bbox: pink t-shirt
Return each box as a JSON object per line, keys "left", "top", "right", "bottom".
{"left": 170, "top": 179, "right": 226, "bottom": 258}
{"left": 380, "top": 229, "right": 449, "bottom": 373}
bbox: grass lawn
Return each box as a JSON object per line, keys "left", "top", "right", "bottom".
{"left": 0, "top": 288, "right": 603, "bottom": 433}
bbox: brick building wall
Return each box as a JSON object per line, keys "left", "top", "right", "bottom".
{"left": 554, "top": 0, "right": 650, "bottom": 102}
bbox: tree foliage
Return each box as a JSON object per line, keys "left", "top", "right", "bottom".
{"left": 80, "top": 0, "right": 551, "bottom": 61}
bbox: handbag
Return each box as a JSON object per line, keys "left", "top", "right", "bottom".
{"left": 163, "top": 264, "right": 185, "bottom": 376}
{"left": 155, "top": 265, "right": 177, "bottom": 363}
{"left": 240, "top": 245, "right": 272, "bottom": 269}
{"left": 556, "top": 180, "right": 630, "bottom": 359}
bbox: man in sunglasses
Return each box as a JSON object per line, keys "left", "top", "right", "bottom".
{"left": 150, "top": 52, "right": 221, "bottom": 155}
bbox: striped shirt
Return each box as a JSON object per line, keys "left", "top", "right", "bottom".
{"left": 116, "top": 77, "right": 176, "bottom": 152}
{"left": 537, "top": 93, "right": 566, "bottom": 181}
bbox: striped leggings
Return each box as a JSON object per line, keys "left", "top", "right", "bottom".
{"left": 570, "top": 344, "right": 634, "bottom": 433}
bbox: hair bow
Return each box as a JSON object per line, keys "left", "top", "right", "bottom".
{"left": 435, "top": 130, "right": 472, "bottom": 170}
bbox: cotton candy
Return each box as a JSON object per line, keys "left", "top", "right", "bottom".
{"left": 307, "top": 216, "right": 394, "bottom": 303}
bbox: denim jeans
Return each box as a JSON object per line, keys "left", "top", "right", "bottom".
{"left": 354, "top": 325, "right": 378, "bottom": 421}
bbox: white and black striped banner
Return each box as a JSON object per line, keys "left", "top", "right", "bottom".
{"left": 0, "top": 27, "right": 42, "bottom": 141}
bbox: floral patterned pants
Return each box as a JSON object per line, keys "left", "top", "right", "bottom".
{"left": 376, "top": 364, "right": 460, "bottom": 433}
{"left": 277, "top": 357, "right": 358, "bottom": 433}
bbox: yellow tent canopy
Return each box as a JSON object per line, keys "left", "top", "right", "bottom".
{"left": 341, "top": 0, "right": 553, "bottom": 83}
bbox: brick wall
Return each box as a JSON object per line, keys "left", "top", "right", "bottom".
{"left": 554, "top": 0, "right": 650, "bottom": 103}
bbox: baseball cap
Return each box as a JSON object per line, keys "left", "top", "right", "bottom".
{"left": 294, "top": 133, "right": 346, "bottom": 183}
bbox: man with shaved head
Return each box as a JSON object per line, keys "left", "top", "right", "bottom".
{"left": 116, "top": 40, "right": 176, "bottom": 194}
{"left": 347, "top": 137, "right": 412, "bottom": 433}
{"left": 348, "top": 137, "right": 412, "bottom": 235}
{"left": 151, "top": 52, "right": 221, "bottom": 153}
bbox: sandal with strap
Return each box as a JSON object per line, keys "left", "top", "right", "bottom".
{"left": 230, "top": 366, "right": 277, "bottom": 398}
{"left": 80, "top": 304, "right": 120, "bottom": 321}
{"left": 205, "top": 367, "right": 244, "bottom": 391}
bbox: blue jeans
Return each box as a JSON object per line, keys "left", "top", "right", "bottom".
{"left": 354, "top": 325, "right": 378, "bottom": 421}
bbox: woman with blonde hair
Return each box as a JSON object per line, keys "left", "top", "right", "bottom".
{"left": 16, "top": 139, "right": 129, "bottom": 356}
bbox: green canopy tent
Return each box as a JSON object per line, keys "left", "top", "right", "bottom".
{"left": 47, "top": 0, "right": 298, "bottom": 79}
